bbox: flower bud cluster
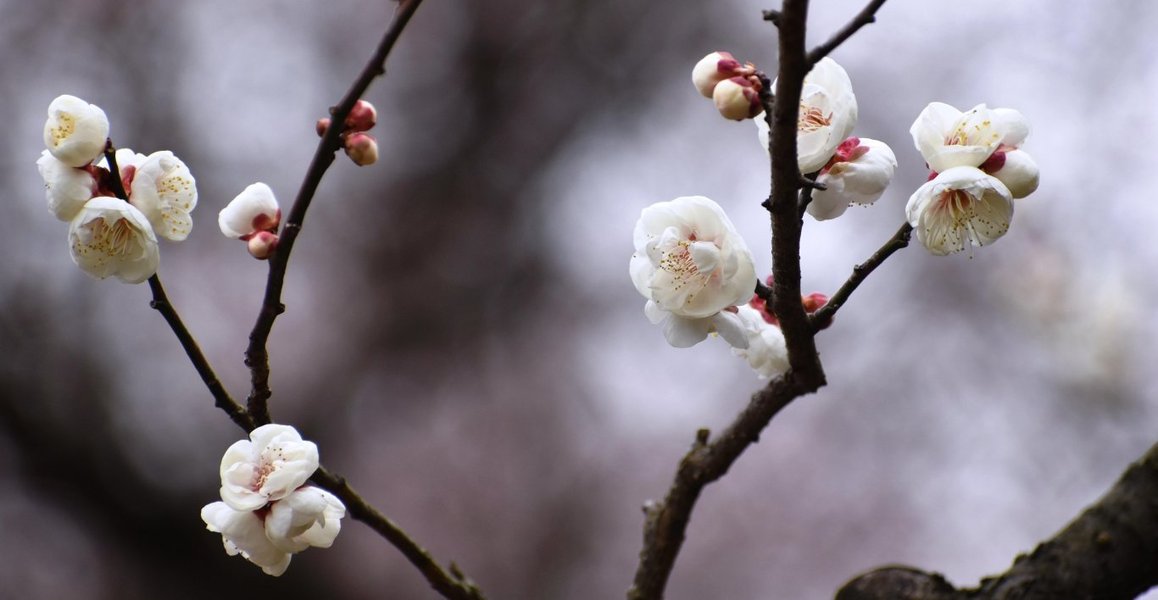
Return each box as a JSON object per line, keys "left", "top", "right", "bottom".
{"left": 36, "top": 95, "right": 198, "bottom": 283}
{"left": 691, "top": 52, "right": 763, "bottom": 121}
{"left": 201, "top": 424, "right": 345, "bottom": 576}
{"left": 219, "top": 182, "right": 282, "bottom": 260}
{"left": 317, "top": 99, "right": 380, "bottom": 166}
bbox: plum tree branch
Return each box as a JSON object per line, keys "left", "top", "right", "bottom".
{"left": 836, "top": 438, "right": 1158, "bottom": 599}
{"left": 807, "top": 0, "right": 888, "bottom": 66}
{"left": 810, "top": 222, "right": 912, "bottom": 331}
{"left": 244, "top": 0, "right": 425, "bottom": 426}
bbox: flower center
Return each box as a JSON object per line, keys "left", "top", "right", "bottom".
{"left": 47, "top": 113, "right": 77, "bottom": 148}
{"left": 79, "top": 216, "right": 137, "bottom": 258}
{"left": 798, "top": 104, "right": 832, "bottom": 132}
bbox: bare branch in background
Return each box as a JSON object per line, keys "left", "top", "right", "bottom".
{"left": 810, "top": 222, "right": 912, "bottom": 331}
{"left": 807, "top": 0, "right": 888, "bottom": 66}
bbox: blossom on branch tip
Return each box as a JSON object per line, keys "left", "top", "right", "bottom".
{"left": 755, "top": 57, "right": 858, "bottom": 174}
{"left": 630, "top": 196, "right": 755, "bottom": 348}
{"left": 37, "top": 150, "right": 96, "bottom": 221}
{"left": 43, "top": 94, "right": 109, "bottom": 168}
{"left": 691, "top": 51, "right": 751, "bottom": 98}
{"left": 911, "top": 102, "right": 1028, "bottom": 173}
{"left": 906, "top": 166, "right": 1013, "bottom": 256}
{"left": 808, "top": 137, "right": 896, "bottom": 221}
{"left": 218, "top": 424, "right": 319, "bottom": 512}
{"left": 68, "top": 197, "right": 159, "bottom": 283}
{"left": 713, "top": 77, "right": 762, "bottom": 121}
{"left": 344, "top": 132, "right": 379, "bottom": 166}
{"left": 128, "top": 151, "right": 198, "bottom": 241}
{"left": 219, "top": 182, "right": 281, "bottom": 240}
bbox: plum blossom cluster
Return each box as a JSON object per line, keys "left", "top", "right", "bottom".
{"left": 36, "top": 95, "right": 198, "bottom": 283}
{"left": 317, "top": 99, "right": 380, "bottom": 166}
{"left": 201, "top": 424, "right": 345, "bottom": 576}
{"left": 751, "top": 57, "right": 897, "bottom": 220}
{"left": 906, "top": 102, "right": 1040, "bottom": 255}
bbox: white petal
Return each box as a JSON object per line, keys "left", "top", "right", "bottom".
{"left": 219, "top": 182, "right": 280, "bottom": 239}
{"left": 990, "top": 149, "right": 1039, "bottom": 199}
{"left": 992, "top": 108, "right": 1030, "bottom": 147}
{"left": 130, "top": 151, "right": 198, "bottom": 241}
{"left": 43, "top": 95, "right": 109, "bottom": 168}
{"left": 37, "top": 150, "right": 94, "bottom": 222}
{"left": 806, "top": 185, "right": 852, "bottom": 221}
{"left": 67, "top": 197, "right": 159, "bottom": 284}
{"left": 731, "top": 306, "right": 790, "bottom": 378}
{"left": 201, "top": 501, "right": 292, "bottom": 576}
{"left": 906, "top": 166, "right": 1013, "bottom": 255}
{"left": 712, "top": 310, "right": 749, "bottom": 349}
{"left": 661, "top": 314, "right": 712, "bottom": 348}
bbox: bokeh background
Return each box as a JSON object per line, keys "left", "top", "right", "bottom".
{"left": 2, "top": 0, "right": 1156, "bottom": 598}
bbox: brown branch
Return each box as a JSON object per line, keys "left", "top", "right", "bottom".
{"left": 102, "top": 144, "right": 255, "bottom": 432}
{"left": 810, "top": 222, "right": 912, "bottom": 331}
{"left": 806, "top": 0, "right": 888, "bottom": 66}
{"left": 627, "top": 377, "right": 808, "bottom": 600}
{"left": 244, "top": 0, "right": 426, "bottom": 426}
{"left": 836, "top": 438, "right": 1158, "bottom": 600}
{"left": 310, "top": 466, "right": 488, "bottom": 600}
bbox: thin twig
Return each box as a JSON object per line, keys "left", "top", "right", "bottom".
{"left": 101, "top": 144, "right": 255, "bottom": 432}
{"left": 806, "top": 0, "right": 888, "bottom": 66}
{"left": 810, "top": 222, "right": 912, "bottom": 331}
{"left": 311, "top": 466, "right": 488, "bottom": 600}
{"left": 244, "top": 0, "right": 426, "bottom": 426}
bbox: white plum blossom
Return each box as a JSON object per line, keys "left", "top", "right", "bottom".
{"left": 201, "top": 486, "right": 345, "bottom": 577}
{"left": 756, "top": 57, "right": 858, "bottom": 173}
{"left": 219, "top": 182, "right": 281, "bottom": 240}
{"left": 68, "top": 197, "right": 159, "bottom": 283}
{"left": 43, "top": 94, "right": 109, "bottom": 168}
{"left": 732, "top": 304, "right": 790, "bottom": 378}
{"left": 906, "top": 166, "right": 1014, "bottom": 256}
{"left": 910, "top": 102, "right": 1039, "bottom": 198}
{"left": 128, "top": 151, "right": 198, "bottom": 241}
{"left": 808, "top": 137, "right": 897, "bottom": 221}
{"left": 37, "top": 150, "right": 95, "bottom": 221}
{"left": 219, "top": 424, "right": 319, "bottom": 512}
{"left": 630, "top": 196, "right": 755, "bottom": 348}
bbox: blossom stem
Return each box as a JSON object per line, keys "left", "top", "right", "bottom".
{"left": 810, "top": 222, "right": 913, "bottom": 331}
{"left": 806, "top": 0, "right": 888, "bottom": 66}
{"left": 310, "top": 466, "right": 488, "bottom": 600}
{"left": 244, "top": 0, "right": 426, "bottom": 426}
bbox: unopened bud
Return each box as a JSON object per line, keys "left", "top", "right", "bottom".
{"left": 712, "top": 77, "right": 762, "bottom": 121}
{"left": 344, "top": 132, "right": 378, "bottom": 166}
{"left": 987, "top": 149, "right": 1039, "bottom": 199}
{"left": 345, "top": 100, "right": 377, "bottom": 132}
{"left": 247, "top": 231, "right": 279, "bottom": 260}
{"left": 316, "top": 118, "right": 331, "bottom": 137}
{"left": 802, "top": 292, "right": 829, "bottom": 313}
{"left": 692, "top": 51, "right": 744, "bottom": 98}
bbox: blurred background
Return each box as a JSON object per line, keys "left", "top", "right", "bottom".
{"left": 2, "top": 0, "right": 1156, "bottom": 598}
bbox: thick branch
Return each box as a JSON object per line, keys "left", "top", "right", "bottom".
{"left": 628, "top": 376, "right": 808, "bottom": 600}
{"left": 837, "top": 438, "right": 1158, "bottom": 600}
{"left": 244, "top": 0, "right": 425, "bottom": 425}
{"left": 806, "top": 0, "right": 887, "bottom": 66}
{"left": 311, "top": 466, "right": 487, "bottom": 600}
{"left": 810, "top": 222, "right": 911, "bottom": 331}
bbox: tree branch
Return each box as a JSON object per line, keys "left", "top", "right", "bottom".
{"left": 103, "top": 144, "right": 255, "bottom": 432}
{"left": 810, "top": 222, "right": 911, "bottom": 331}
{"left": 836, "top": 438, "right": 1158, "bottom": 600}
{"left": 310, "top": 466, "right": 488, "bottom": 600}
{"left": 244, "top": 0, "right": 426, "bottom": 426}
{"left": 806, "top": 0, "right": 888, "bottom": 66}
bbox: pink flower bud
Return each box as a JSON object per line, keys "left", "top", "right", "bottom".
{"left": 802, "top": 292, "right": 829, "bottom": 314}
{"left": 691, "top": 52, "right": 757, "bottom": 98}
{"left": 712, "top": 77, "right": 762, "bottom": 121}
{"left": 247, "top": 231, "right": 279, "bottom": 260}
{"left": 316, "top": 118, "right": 331, "bottom": 138}
{"left": 345, "top": 100, "right": 377, "bottom": 132}
{"left": 344, "top": 132, "right": 378, "bottom": 166}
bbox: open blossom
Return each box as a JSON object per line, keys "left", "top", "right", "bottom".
{"left": 906, "top": 166, "right": 1013, "bottom": 255}
{"left": 911, "top": 102, "right": 1038, "bottom": 198}
{"left": 219, "top": 424, "right": 319, "bottom": 512}
{"left": 37, "top": 150, "right": 96, "bottom": 221}
{"left": 732, "top": 304, "right": 789, "bottom": 378}
{"left": 128, "top": 151, "right": 198, "bottom": 241}
{"left": 756, "top": 57, "right": 858, "bottom": 173}
{"left": 808, "top": 137, "right": 896, "bottom": 221}
{"left": 68, "top": 197, "right": 159, "bottom": 283}
{"left": 43, "top": 94, "right": 109, "bottom": 168}
{"left": 201, "top": 486, "right": 345, "bottom": 577}
{"left": 630, "top": 196, "right": 755, "bottom": 348}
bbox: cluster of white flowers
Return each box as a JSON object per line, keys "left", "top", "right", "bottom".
{"left": 36, "top": 95, "right": 198, "bottom": 283}
{"left": 753, "top": 58, "right": 897, "bottom": 221}
{"left": 906, "top": 102, "right": 1040, "bottom": 255}
{"left": 632, "top": 55, "right": 1042, "bottom": 378}
{"left": 201, "top": 424, "right": 345, "bottom": 576}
